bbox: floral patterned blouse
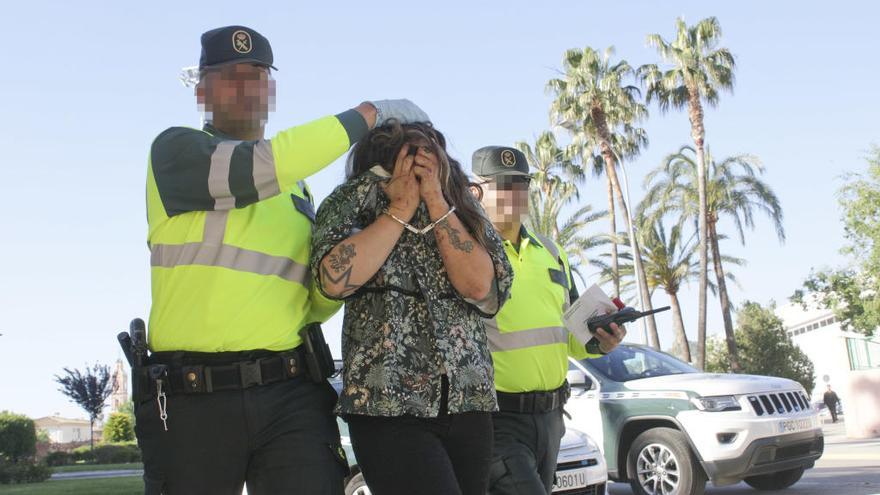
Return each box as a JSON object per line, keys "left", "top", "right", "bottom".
{"left": 310, "top": 169, "right": 513, "bottom": 417}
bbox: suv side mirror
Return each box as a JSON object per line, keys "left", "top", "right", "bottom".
{"left": 567, "top": 369, "right": 593, "bottom": 390}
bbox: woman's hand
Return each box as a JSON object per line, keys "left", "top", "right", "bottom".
{"left": 412, "top": 146, "right": 447, "bottom": 210}
{"left": 381, "top": 144, "right": 421, "bottom": 221}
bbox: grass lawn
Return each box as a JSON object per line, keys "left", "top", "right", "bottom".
{"left": 51, "top": 462, "right": 143, "bottom": 474}
{"left": 0, "top": 476, "right": 142, "bottom": 495}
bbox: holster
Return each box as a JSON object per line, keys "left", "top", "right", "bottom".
{"left": 299, "top": 323, "right": 335, "bottom": 383}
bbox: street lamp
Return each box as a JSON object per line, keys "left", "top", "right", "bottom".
{"left": 612, "top": 149, "right": 650, "bottom": 346}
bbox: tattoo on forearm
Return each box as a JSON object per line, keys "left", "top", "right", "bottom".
{"left": 321, "top": 263, "right": 360, "bottom": 296}
{"left": 437, "top": 218, "right": 474, "bottom": 253}
{"left": 328, "top": 243, "right": 357, "bottom": 273}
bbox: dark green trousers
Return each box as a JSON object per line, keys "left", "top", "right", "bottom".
{"left": 488, "top": 409, "right": 565, "bottom": 495}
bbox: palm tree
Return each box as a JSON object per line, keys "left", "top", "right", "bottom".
{"left": 598, "top": 221, "right": 743, "bottom": 364}
{"left": 547, "top": 46, "right": 660, "bottom": 348}
{"left": 516, "top": 131, "right": 584, "bottom": 201}
{"left": 641, "top": 146, "right": 784, "bottom": 372}
{"left": 636, "top": 221, "right": 698, "bottom": 363}
{"left": 517, "top": 133, "right": 608, "bottom": 285}
{"left": 640, "top": 16, "right": 737, "bottom": 369}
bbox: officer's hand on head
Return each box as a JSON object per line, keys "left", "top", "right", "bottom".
{"left": 595, "top": 322, "right": 626, "bottom": 354}
{"left": 369, "top": 99, "right": 431, "bottom": 127}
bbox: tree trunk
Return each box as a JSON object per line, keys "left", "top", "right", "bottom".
{"left": 688, "top": 88, "right": 708, "bottom": 371}
{"left": 610, "top": 169, "right": 659, "bottom": 348}
{"left": 591, "top": 103, "right": 659, "bottom": 348}
{"left": 709, "top": 220, "right": 743, "bottom": 372}
{"left": 606, "top": 173, "right": 620, "bottom": 297}
{"left": 90, "top": 418, "right": 94, "bottom": 450}
{"left": 668, "top": 290, "right": 692, "bottom": 363}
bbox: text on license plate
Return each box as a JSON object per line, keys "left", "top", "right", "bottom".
{"left": 778, "top": 418, "right": 813, "bottom": 434}
{"left": 552, "top": 467, "right": 590, "bottom": 492}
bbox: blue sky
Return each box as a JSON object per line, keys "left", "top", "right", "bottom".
{"left": 1, "top": 0, "right": 877, "bottom": 419}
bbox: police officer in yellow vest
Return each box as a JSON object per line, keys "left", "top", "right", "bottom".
{"left": 471, "top": 146, "right": 626, "bottom": 495}
{"left": 137, "top": 25, "right": 430, "bottom": 495}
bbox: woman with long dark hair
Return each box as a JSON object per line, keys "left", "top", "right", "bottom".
{"left": 310, "top": 121, "right": 513, "bottom": 495}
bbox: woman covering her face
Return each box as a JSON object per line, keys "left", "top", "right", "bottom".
{"left": 310, "top": 121, "right": 513, "bottom": 495}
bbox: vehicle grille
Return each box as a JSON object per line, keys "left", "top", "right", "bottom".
{"left": 557, "top": 459, "right": 599, "bottom": 470}
{"left": 746, "top": 391, "right": 810, "bottom": 416}
{"left": 754, "top": 437, "right": 824, "bottom": 465}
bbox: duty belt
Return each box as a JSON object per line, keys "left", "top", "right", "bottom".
{"left": 138, "top": 347, "right": 307, "bottom": 396}
{"left": 496, "top": 381, "right": 571, "bottom": 414}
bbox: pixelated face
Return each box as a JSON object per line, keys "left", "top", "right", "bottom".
{"left": 196, "top": 63, "right": 275, "bottom": 128}
{"left": 476, "top": 175, "right": 531, "bottom": 227}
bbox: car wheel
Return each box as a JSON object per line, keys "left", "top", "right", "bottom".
{"left": 627, "top": 427, "right": 706, "bottom": 495}
{"left": 344, "top": 472, "right": 371, "bottom": 495}
{"left": 744, "top": 467, "right": 805, "bottom": 490}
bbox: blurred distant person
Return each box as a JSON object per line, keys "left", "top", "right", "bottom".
{"left": 823, "top": 385, "right": 840, "bottom": 423}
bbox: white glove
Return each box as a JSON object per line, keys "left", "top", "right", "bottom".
{"left": 369, "top": 99, "right": 431, "bottom": 127}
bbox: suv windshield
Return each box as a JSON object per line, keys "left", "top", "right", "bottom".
{"left": 580, "top": 345, "right": 698, "bottom": 382}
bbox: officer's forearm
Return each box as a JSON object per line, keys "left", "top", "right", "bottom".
{"left": 426, "top": 197, "right": 494, "bottom": 301}
{"left": 318, "top": 215, "right": 405, "bottom": 298}
{"left": 354, "top": 102, "right": 378, "bottom": 129}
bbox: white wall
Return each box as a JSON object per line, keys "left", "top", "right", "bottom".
{"left": 777, "top": 302, "right": 880, "bottom": 406}
{"left": 42, "top": 424, "right": 88, "bottom": 444}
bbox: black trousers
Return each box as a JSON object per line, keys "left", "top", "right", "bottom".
{"left": 345, "top": 376, "right": 493, "bottom": 495}
{"left": 825, "top": 401, "right": 839, "bottom": 422}
{"left": 488, "top": 409, "right": 565, "bottom": 495}
{"left": 135, "top": 375, "right": 348, "bottom": 495}
{"left": 346, "top": 412, "right": 493, "bottom": 495}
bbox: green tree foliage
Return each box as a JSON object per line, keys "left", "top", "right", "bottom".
{"left": 547, "top": 46, "right": 660, "bottom": 347}
{"left": 103, "top": 413, "right": 135, "bottom": 443}
{"left": 707, "top": 302, "right": 815, "bottom": 391}
{"left": 840, "top": 147, "right": 880, "bottom": 274}
{"left": 641, "top": 146, "right": 783, "bottom": 372}
{"left": 516, "top": 132, "right": 608, "bottom": 285}
{"left": 793, "top": 147, "right": 880, "bottom": 336}
{"left": 0, "top": 412, "right": 37, "bottom": 463}
{"left": 793, "top": 270, "right": 879, "bottom": 337}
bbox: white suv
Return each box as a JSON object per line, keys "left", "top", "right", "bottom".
{"left": 564, "top": 344, "right": 823, "bottom": 495}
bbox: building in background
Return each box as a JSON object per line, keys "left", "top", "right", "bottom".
{"left": 34, "top": 415, "right": 91, "bottom": 444}
{"left": 777, "top": 302, "right": 880, "bottom": 404}
{"left": 110, "top": 358, "right": 129, "bottom": 412}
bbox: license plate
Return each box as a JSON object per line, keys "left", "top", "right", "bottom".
{"left": 778, "top": 417, "right": 813, "bottom": 434}
{"left": 552, "top": 467, "right": 590, "bottom": 492}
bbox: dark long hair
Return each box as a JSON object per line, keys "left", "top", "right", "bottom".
{"left": 346, "top": 121, "right": 491, "bottom": 249}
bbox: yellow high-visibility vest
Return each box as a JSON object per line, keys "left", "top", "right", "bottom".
{"left": 146, "top": 111, "right": 367, "bottom": 352}
{"left": 488, "top": 227, "right": 602, "bottom": 393}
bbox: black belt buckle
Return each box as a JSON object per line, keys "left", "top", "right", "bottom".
{"left": 239, "top": 359, "right": 264, "bottom": 388}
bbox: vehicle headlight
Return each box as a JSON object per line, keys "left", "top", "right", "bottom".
{"left": 568, "top": 429, "right": 601, "bottom": 454}
{"left": 692, "top": 395, "right": 742, "bottom": 412}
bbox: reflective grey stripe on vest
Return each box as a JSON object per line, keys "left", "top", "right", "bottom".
{"left": 202, "top": 210, "right": 229, "bottom": 245}
{"left": 208, "top": 139, "right": 281, "bottom": 207}
{"left": 535, "top": 233, "right": 560, "bottom": 260}
{"left": 150, "top": 242, "right": 311, "bottom": 286}
{"left": 253, "top": 140, "right": 280, "bottom": 200}
{"left": 484, "top": 318, "right": 568, "bottom": 352}
{"left": 208, "top": 141, "right": 241, "bottom": 209}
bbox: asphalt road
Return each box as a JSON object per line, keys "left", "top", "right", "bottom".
{"left": 608, "top": 421, "right": 880, "bottom": 495}
{"left": 55, "top": 420, "right": 879, "bottom": 495}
